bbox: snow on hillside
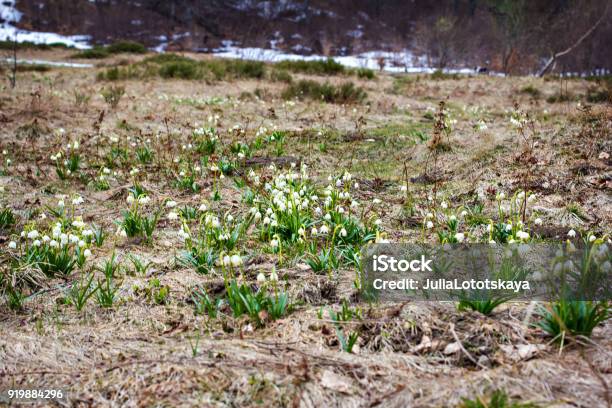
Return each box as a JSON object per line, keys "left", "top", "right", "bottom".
{"left": 213, "top": 43, "right": 475, "bottom": 74}
{"left": 0, "top": 0, "right": 91, "bottom": 48}
{"left": 1, "top": 0, "right": 475, "bottom": 74}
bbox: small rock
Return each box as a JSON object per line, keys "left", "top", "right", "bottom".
{"left": 444, "top": 342, "right": 461, "bottom": 355}
{"left": 320, "top": 370, "right": 353, "bottom": 394}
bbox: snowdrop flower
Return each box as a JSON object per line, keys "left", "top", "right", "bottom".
{"left": 58, "top": 200, "right": 65, "bottom": 208}
{"left": 324, "top": 213, "right": 331, "bottom": 221}
{"left": 426, "top": 212, "right": 433, "bottom": 219}
{"left": 27, "top": 230, "right": 39, "bottom": 239}
{"left": 270, "top": 239, "right": 279, "bottom": 248}
{"left": 138, "top": 196, "right": 151, "bottom": 205}
{"left": 373, "top": 198, "right": 382, "bottom": 204}
{"left": 449, "top": 215, "right": 457, "bottom": 221}
{"left": 42, "top": 235, "right": 50, "bottom": 242}
{"left": 441, "top": 201, "right": 448, "bottom": 209}
{"left": 198, "top": 203, "right": 208, "bottom": 212}
{"left": 257, "top": 273, "right": 266, "bottom": 283}
{"left": 8, "top": 241, "right": 16, "bottom": 249}
{"left": 33, "top": 239, "right": 41, "bottom": 247}
{"left": 72, "top": 219, "right": 85, "bottom": 228}
{"left": 353, "top": 182, "right": 359, "bottom": 189}
{"left": 127, "top": 195, "right": 135, "bottom": 204}
{"left": 166, "top": 200, "right": 177, "bottom": 208}
{"left": 270, "top": 270, "right": 279, "bottom": 282}
{"left": 84, "top": 249, "right": 92, "bottom": 258}
{"left": 497, "top": 192, "right": 505, "bottom": 200}
{"left": 50, "top": 240, "right": 59, "bottom": 248}
{"left": 516, "top": 231, "right": 530, "bottom": 241}
{"left": 230, "top": 254, "right": 243, "bottom": 267}
{"left": 340, "top": 228, "right": 347, "bottom": 237}
{"left": 455, "top": 232, "right": 465, "bottom": 243}
{"left": 589, "top": 235, "right": 596, "bottom": 242}
{"left": 489, "top": 240, "right": 496, "bottom": 245}
{"left": 567, "top": 229, "right": 576, "bottom": 238}
{"left": 374, "top": 219, "right": 382, "bottom": 226}
{"left": 263, "top": 216, "right": 271, "bottom": 225}
{"left": 168, "top": 212, "right": 178, "bottom": 221}
{"left": 222, "top": 255, "right": 231, "bottom": 266}
{"left": 72, "top": 196, "right": 84, "bottom": 206}
{"left": 311, "top": 227, "right": 318, "bottom": 236}
{"left": 426, "top": 221, "right": 434, "bottom": 229}
{"left": 400, "top": 185, "right": 407, "bottom": 192}
{"left": 319, "top": 225, "right": 329, "bottom": 235}
{"left": 534, "top": 218, "right": 542, "bottom": 225}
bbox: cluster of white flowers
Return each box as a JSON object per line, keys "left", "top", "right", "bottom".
{"left": 9, "top": 220, "right": 93, "bottom": 259}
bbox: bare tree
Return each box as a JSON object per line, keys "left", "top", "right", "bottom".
{"left": 1, "top": 35, "right": 18, "bottom": 88}
{"left": 537, "top": 1, "right": 610, "bottom": 76}
{"left": 486, "top": 0, "right": 528, "bottom": 75}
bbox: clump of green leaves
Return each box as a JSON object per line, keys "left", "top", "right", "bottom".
{"left": 0, "top": 208, "right": 16, "bottom": 231}
{"left": 192, "top": 287, "right": 223, "bottom": 318}
{"left": 282, "top": 80, "right": 366, "bottom": 104}
{"left": 460, "top": 389, "right": 538, "bottom": 408}
{"left": 117, "top": 193, "right": 160, "bottom": 243}
{"left": 536, "top": 301, "right": 609, "bottom": 345}
{"left": 458, "top": 295, "right": 511, "bottom": 316}
{"left": 225, "top": 279, "right": 291, "bottom": 327}
{"left": 68, "top": 272, "right": 97, "bottom": 312}
{"left": 101, "top": 85, "right": 125, "bottom": 109}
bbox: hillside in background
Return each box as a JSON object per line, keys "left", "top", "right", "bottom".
{"left": 5, "top": 0, "right": 612, "bottom": 74}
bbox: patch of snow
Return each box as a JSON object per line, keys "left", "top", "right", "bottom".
{"left": 153, "top": 32, "right": 190, "bottom": 53}
{"left": 346, "top": 29, "right": 363, "bottom": 39}
{"left": 4, "top": 58, "right": 93, "bottom": 68}
{"left": 213, "top": 44, "right": 479, "bottom": 74}
{"left": 0, "top": 0, "right": 91, "bottom": 49}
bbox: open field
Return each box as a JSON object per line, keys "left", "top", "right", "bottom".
{"left": 1, "top": 50, "right": 611, "bottom": 407}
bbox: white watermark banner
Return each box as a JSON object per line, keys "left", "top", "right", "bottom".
{"left": 359, "top": 243, "right": 611, "bottom": 301}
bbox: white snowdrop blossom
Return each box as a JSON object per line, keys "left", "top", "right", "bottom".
{"left": 516, "top": 231, "right": 530, "bottom": 241}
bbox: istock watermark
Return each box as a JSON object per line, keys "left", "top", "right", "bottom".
{"left": 359, "top": 243, "right": 611, "bottom": 302}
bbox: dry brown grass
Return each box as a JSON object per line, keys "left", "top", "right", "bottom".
{"left": 0, "top": 50, "right": 610, "bottom": 407}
